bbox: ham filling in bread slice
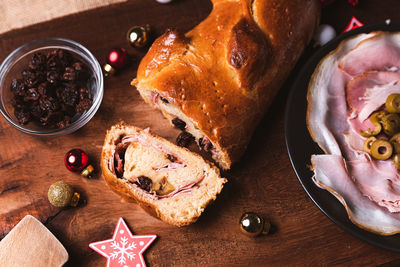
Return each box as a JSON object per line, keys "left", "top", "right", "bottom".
{"left": 101, "top": 123, "right": 227, "bottom": 226}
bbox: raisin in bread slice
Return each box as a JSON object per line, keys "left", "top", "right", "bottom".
{"left": 101, "top": 123, "right": 227, "bottom": 226}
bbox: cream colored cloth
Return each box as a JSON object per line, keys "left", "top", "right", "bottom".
{"left": 0, "top": 0, "right": 127, "bottom": 34}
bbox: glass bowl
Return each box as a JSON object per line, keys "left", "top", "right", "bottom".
{"left": 0, "top": 37, "right": 103, "bottom": 136}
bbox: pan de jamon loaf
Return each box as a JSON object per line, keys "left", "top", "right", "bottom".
{"left": 101, "top": 123, "right": 227, "bottom": 226}
{"left": 132, "top": 0, "right": 321, "bottom": 169}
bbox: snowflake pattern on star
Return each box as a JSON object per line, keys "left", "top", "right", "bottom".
{"left": 110, "top": 236, "right": 136, "bottom": 264}
{"left": 89, "top": 218, "right": 157, "bottom": 267}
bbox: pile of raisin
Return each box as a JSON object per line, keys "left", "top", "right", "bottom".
{"left": 10, "top": 49, "right": 93, "bottom": 128}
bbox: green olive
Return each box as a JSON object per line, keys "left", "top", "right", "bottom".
{"left": 386, "top": 94, "right": 400, "bottom": 113}
{"left": 390, "top": 133, "right": 400, "bottom": 153}
{"left": 360, "top": 111, "right": 384, "bottom": 137}
{"left": 363, "top": 136, "right": 377, "bottom": 154}
{"left": 48, "top": 181, "right": 80, "bottom": 207}
{"left": 381, "top": 113, "right": 400, "bottom": 136}
{"left": 152, "top": 178, "right": 175, "bottom": 196}
{"left": 374, "top": 110, "right": 389, "bottom": 120}
{"left": 370, "top": 139, "right": 393, "bottom": 160}
{"left": 393, "top": 154, "right": 400, "bottom": 170}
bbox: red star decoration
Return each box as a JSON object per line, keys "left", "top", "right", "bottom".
{"left": 343, "top": 16, "right": 364, "bottom": 33}
{"left": 89, "top": 218, "right": 157, "bottom": 267}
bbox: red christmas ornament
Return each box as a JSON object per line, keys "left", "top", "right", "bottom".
{"left": 64, "top": 149, "right": 94, "bottom": 178}
{"left": 107, "top": 48, "right": 129, "bottom": 69}
{"left": 348, "top": 0, "right": 358, "bottom": 6}
{"left": 343, "top": 16, "right": 364, "bottom": 33}
{"left": 89, "top": 218, "right": 157, "bottom": 267}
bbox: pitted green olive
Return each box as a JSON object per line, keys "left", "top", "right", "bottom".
{"left": 360, "top": 111, "right": 384, "bottom": 137}
{"left": 390, "top": 133, "right": 400, "bottom": 153}
{"left": 373, "top": 110, "right": 389, "bottom": 120}
{"left": 386, "top": 94, "right": 400, "bottom": 113}
{"left": 381, "top": 113, "right": 400, "bottom": 136}
{"left": 363, "top": 136, "right": 377, "bottom": 154}
{"left": 393, "top": 154, "right": 400, "bottom": 170}
{"left": 370, "top": 139, "right": 393, "bottom": 160}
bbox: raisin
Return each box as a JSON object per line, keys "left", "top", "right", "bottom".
{"left": 73, "top": 62, "right": 83, "bottom": 72}
{"left": 10, "top": 49, "right": 92, "bottom": 128}
{"left": 46, "top": 54, "right": 59, "bottom": 70}
{"left": 23, "top": 88, "right": 40, "bottom": 101}
{"left": 14, "top": 108, "right": 31, "bottom": 125}
{"left": 79, "top": 87, "right": 90, "bottom": 100}
{"left": 172, "top": 117, "right": 186, "bottom": 131}
{"left": 47, "top": 70, "right": 59, "bottom": 84}
{"left": 56, "top": 49, "right": 72, "bottom": 66}
{"left": 59, "top": 85, "right": 78, "bottom": 106}
{"left": 37, "top": 82, "right": 49, "bottom": 95}
{"left": 10, "top": 79, "right": 26, "bottom": 96}
{"left": 29, "top": 53, "right": 46, "bottom": 71}
{"left": 39, "top": 96, "right": 59, "bottom": 112}
{"left": 160, "top": 96, "right": 169, "bottom": 104}
{"left": 199, "top": 137, "right": 213, "bottom": 152}
{"left": 62, "top": 67, "right": 76, "bottom": 81}
{"left": 176, "top": 132, "right": 195, "bottom": 147}
{"left": 40, "top": 111, "right": 62, "bottom": 126}
{"left": 166, "top": 154, "right": 177, "bottom": 162}
{"left": 56, "top": 116, "right": 71, "bottom": 128}
{"left": 21, "top": 70, "right": 39, "bottom": 87}
{"left": 76, "top": 98, "right": 92, "bottom": 114}
{"left": 135, "top": 176, "right": 153, "bottom": 192}
{"left": 30, "top": 103, "right": 43, "bottom": 118}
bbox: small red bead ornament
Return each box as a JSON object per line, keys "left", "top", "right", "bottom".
{"left": 65, "top": 149, "right": 94, "bottom": 178}
{"left": 103, "top": 48, "right": 129, "bottom": 76}
{"left": 107, "top": 48, "right": 129, "bottom": 69}
{"left": 348, "top": 0, "right": 358, "bottom": 6}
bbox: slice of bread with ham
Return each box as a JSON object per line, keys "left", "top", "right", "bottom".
{"left": 101, "top": 123, "right": 227, "bottom": 226}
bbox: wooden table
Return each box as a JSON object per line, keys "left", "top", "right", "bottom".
{"left": 1, "top": 0, "right": 400, "bottom": 266}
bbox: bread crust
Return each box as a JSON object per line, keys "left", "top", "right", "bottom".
{"left": 133, "top": 0, "right": 321, "bottom": 169}
{"left": 101, "top": 122, "right": 227, "bottom": 226}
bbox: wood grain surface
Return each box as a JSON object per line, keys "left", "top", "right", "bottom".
{"left": 1, "top": 0, "right": 400, "bottom": 266}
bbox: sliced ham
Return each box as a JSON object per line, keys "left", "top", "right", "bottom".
{"left": 307, "top": 31, "right": 400, "bottom": 235}
{"left": 346, "top": 73, "right": 400, "bottom": 135}
{"left": 346, "top": 71, "right": 400, "bottom": 115}
{"left": 121, "top": 133, "right": 185, "bottom": 165}
{"left": 312, "top": 155, "right": 400, "bottom": 235}
{"left": 357, "top": 80, "right": 400, "bottom": 122}
{"left": 339, "top": 32, "right": 400, "bottom": 76}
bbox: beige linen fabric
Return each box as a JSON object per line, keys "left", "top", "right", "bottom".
{"left": 0, "top": 0, "right": 127, "bottom": 34}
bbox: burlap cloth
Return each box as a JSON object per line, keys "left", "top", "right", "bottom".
{"left": 0, "top": 0, "right": 127, "bottom": 34}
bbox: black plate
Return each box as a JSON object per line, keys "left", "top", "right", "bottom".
{"left": 285, "top": 22, "right": 400, "bottom": 252}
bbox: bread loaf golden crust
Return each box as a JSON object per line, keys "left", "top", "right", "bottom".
{"left": 133, "top": 0, "right": 320, "bottom": 169}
